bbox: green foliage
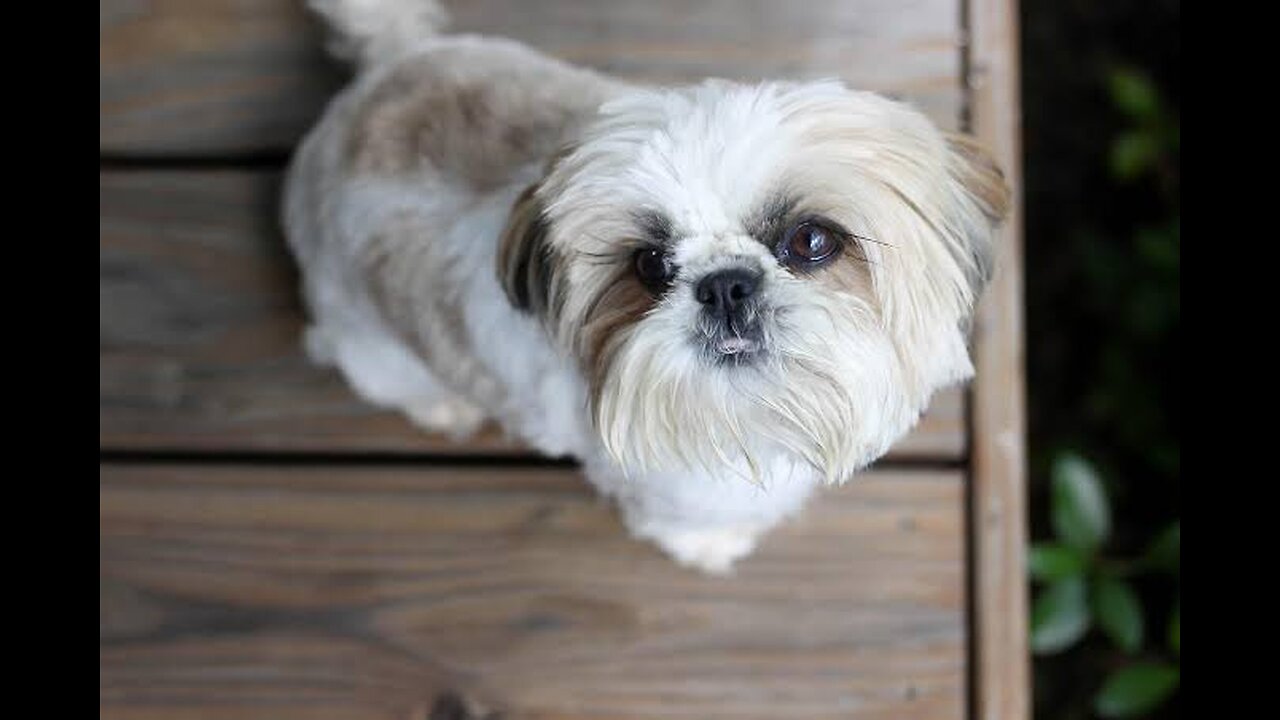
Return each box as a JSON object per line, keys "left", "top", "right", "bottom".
{"left": 1108, "top": 69, "right": 1160, "bottom": 121}
{"left": 1095, "top": 663, "right": 1180, "bottom": 718}
{"left": 1029, "top": 543, "right": 1088, "bottom": 581}
{"left": 1029, "top": 453, "right": 1179, "bottom": 715}
{"left": 1092, "top": 576, "right": 1143, "bottom": 653}
{"left": 1110, "top": 132, "right": 1159, "bottom": 182}
{"left": 1106, "top": 68, "right": 1179, "bottom": 185}
{"left": 1031, "top": 577, "right": 1091, "bottom": 654}
{"left": 1051, "top": 453, "right": 1111, "bottom": 553}
{"left": 1076, "top": 69, "right": 1180, "bottom": 487}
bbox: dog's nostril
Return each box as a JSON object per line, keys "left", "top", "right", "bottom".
{"left": 695, "top": 269, "right": 760, "bottom": 314}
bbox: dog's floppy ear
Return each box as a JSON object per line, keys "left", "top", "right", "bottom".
{"left": 943, "top": 133, "right": 1012, "bottom": 300}
{"left": 497, "top": 182, "right": 562, "bottom": 320}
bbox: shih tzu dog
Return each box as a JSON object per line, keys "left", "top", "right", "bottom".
{"left": 284, "top": 0, "right": 1010, "bottom": 573}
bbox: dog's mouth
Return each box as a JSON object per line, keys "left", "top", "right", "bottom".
{"left": 714, "top": 336, "right": 761, "bottom": 356}
{"left": 697, "top": 324, "right": 766, "bottom": 364}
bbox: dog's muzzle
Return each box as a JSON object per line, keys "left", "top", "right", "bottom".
{"left": 694, "top": 268, "right": 765, "bottom": 361}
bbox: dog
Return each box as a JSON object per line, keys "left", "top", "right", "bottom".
{"left": 283, "top": 0, "right": 1010, "bottom": 573}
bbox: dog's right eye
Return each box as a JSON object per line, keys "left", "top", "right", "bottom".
{"left": 633, "top": 247, "right": 674, "bottom": 291}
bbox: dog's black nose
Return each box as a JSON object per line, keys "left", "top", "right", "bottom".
{"left": 695, "top": 269, "right": 760, "bottom": 317}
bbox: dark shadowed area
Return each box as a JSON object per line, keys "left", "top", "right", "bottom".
{"left": 1022, "top": 0, "right": 1180, "bottom": 717}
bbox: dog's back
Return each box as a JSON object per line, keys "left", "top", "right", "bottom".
{"left": 281, "top": 0, "right": 610, "bottom": 455}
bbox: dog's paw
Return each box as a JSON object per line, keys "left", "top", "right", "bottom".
{"left": 647, "top": 525, "right": 761, "bottom": 576}
{"left": 302, "top": 324, "right": 337, "bottom": 367}
{"left": 404, "top": 396, "right": 486, "bottom": 439}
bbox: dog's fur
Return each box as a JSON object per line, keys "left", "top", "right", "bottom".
{"left": 284, "top": 0, "right": 1010, "bottom": 573}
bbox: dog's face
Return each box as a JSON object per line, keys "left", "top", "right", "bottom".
{"left": 500, "top": 79, "right": 1009, "bottom": 482}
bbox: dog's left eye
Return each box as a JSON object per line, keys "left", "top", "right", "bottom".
{"left": 779, "top": 221, "right": 841, "bottom": 267}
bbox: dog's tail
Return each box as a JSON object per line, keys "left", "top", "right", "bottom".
{"left": 306, "top": 0, "right": 449, "bottom": 69}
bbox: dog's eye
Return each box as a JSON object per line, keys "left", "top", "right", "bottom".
{"left": 780, "top": 221, "right": 841, "bottom": 267}
{"left": 633, "top": 247, "right": 674, "bottom": 291}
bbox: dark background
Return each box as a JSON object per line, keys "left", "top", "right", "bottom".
{"left": 1021, "top": 0, "right": 1179, "bottom": 717}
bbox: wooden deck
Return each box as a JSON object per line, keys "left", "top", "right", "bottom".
{"left": 100, "top": 1, "right": 1027, "bottom": 718}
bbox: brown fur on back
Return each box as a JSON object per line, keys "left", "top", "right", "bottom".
{"left": 345, "top": 40, "right": 619, "bottom": 190}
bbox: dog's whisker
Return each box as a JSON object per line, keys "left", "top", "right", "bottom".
{"left": 850, "top": 233, "right": 894, "bottom": 248}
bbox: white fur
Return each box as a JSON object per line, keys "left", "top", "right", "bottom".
{"left": 283, "top": 1, "right": 1006, "bottom": 573}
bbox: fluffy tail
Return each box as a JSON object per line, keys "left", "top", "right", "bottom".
{"left": 306, "top": 0, "right": 449, "bottom": 68}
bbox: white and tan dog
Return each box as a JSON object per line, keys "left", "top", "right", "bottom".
{"left": 284, "top": 0, "right": 1010, "bottom": 573}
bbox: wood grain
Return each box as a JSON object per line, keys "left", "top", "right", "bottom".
{"left": 966, "top": 0, "right": 1030, "bottom": 717}
{"left": 102, "top": 465, "right": 965, "bottom": 720}
{"left": 100, "top": 170, "right": 967, "bottom": 458}
{"left": 100, "top": 0, "right": 961, "bottom": 155}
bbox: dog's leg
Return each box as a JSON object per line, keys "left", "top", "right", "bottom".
{"left": 583, "top": 455, "right": 819, "bottom": 575}
{"left": 309, "top": 321, "right": 487, "bottom": 439}
{"left": 625, "top": 514, "right": 767, "bottom": 576}
{"left": 303, "top": 323, "right": 339, "bottom": 367}
{"left": 401, "top": 392, "right": 486, "bottom": 440}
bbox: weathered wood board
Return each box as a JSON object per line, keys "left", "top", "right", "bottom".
{"left": 102, "top": 465, "right": 965, "bottom": 720}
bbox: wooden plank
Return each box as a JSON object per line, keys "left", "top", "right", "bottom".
{"left": 100, "top": 170, "right": 967, "bottom": 458}
{"left": 100, "top": 0, "right": 344, "bottom": 157}
{"left": 100, "top": 0, "right": 962, "bottom": 155}
{"left": 101, "top": 465, "right": 965, "bottom": 720}
{"left": 966, "top": 0, "right": 1030, "bottom": 717}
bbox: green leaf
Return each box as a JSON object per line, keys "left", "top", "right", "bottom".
{"left": 1111, "top": 131, "right": 1159, "bottom": 181}
{"left": 1051, "top": 453, "right": 1111, "bottom": 553}
{"left": 1169, "top": 600, "right": 1179, "bottom": 656}
{"left": 1028, "top": 543, "right": 1088, "bottom": 581}
{"left": 1031, "top": 577, "right": 1091, "bottom": 655}
{"left": 1095, "top": 662, "right": 1179, "bottom": 717}
{"left": 1142, "top": 521, "right": 1180, "bottom": 574}
{"left": 1108, "top": 68, "right": 1160, "bottom": 121}
{"left": 1092, "top": 576, "right": 1144, "bottom": 653}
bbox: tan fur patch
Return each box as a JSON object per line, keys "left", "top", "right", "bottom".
{"left": 945, "top": 133, "right": 1012, "bottom": 223}
{"left": 578, "top": 273, "right": 655, "bottom": 402}
{"left": 810, "top": 242, "right": 878, "bottom": 311}
{"left": 345, "top": 52, "right": 601, "bottom": 190}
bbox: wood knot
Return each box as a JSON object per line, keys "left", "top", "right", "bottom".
{"left": 429, "top": 691, "right": 502, "bottom": 720}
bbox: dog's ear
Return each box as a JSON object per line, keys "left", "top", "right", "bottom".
{"left": 943, "top": 133, "right": 1011, "bottom": 301}
{"left": 497, "top": 182, "right": 563, "bottom": 320}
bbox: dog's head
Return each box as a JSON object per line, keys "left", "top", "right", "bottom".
{"left": 499, "top": 79, "right": 1009, "bottom": 481}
